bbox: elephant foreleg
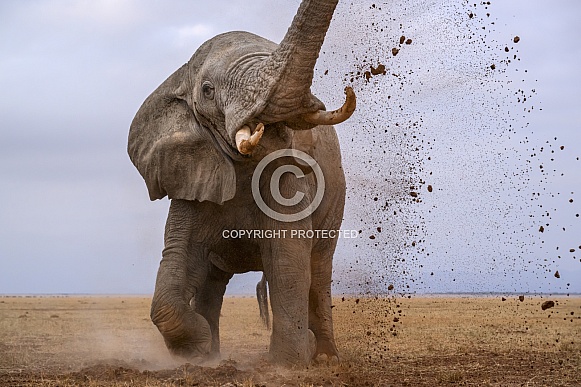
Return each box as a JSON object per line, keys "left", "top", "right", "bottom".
{"left": 194, "top": 261, "right": 232, "bottom": 357}
{"left": 309, "top": 246, "right": 340, "bottom": 363}
{"left": 262, "top": 237, "right": 313, "bottom": 365}
{"left": 150, "top": 199, "right": 212, "bottom": 359}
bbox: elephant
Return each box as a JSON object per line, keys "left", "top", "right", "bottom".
{"left": 256, "top": 273, "right": 270, "bottom": 329}
{"left": 128, "top": 0, "right": 356, "bottom": 365}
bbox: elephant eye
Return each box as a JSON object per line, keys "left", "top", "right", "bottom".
{"left": 201, "top": 81, "right": 215, "bottom": 100}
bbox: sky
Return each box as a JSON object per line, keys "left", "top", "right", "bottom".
{"left": 1, "top": 0, "right": 580, "bottom": 295}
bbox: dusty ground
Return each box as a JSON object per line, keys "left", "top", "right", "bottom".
{"left": 0, "top": 295, "right": 580, "bottom": 386}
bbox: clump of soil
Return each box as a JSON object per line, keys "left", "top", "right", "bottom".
{"left": 363, "top": 63, "right": 387, "bottom": 81}
{"left": 371, "top": 64, "right": 386, "bottom": 76}
{"left": 541, "top": 300, "right": 555, "bottom": 310}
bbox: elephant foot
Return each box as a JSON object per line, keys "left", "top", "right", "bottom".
{"left": 152, "top": 303, "right": 213, "bottom": 360}
{"left": 167, "top": 343, "right": 211, "bottom": 361}
{"left": 268, "top": 330, "right": 315, "bottom": 366}
{"left": 192, "top": 351, "right": 223, "bottom": 367}
{"left": 313, "top": 353, "right": 340, "bottom": 365}
{"left": 312, "top": 339, "right": 340, "bottom": 365}
{"left": 164, "top": 323, "right": 212, "bottom": 361}
{"left": 204, "top": 350, "right": 221, "bottom": 363}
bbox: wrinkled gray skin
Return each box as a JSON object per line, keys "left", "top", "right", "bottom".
{"left": 256, "top": 274, "right": 270, "bottom": 330}
{"left": 128, "top": 0, "right": 347, "bottom": 366}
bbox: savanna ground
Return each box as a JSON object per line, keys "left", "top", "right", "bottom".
{"left": 0, "top": 295, "right": 579, "bottom": 386}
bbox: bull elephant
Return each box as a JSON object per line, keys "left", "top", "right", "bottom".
{"left": 128, "top": 0, "right": 355, "bottom": 365}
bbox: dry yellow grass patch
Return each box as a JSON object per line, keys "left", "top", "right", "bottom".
{"left": 0, "top": 295, "right": 579, "bottom": 386}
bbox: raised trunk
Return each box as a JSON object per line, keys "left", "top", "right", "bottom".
{"left": 260, "top": 0, "right": 339, "bottom": 121}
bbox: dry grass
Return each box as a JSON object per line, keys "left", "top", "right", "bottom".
{"left": 0, "top": 295, "right": 579, "bottom": 386}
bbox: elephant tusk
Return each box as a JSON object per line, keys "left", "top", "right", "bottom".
{"left": 301, "top": 86, "right": 356, "bottom": 126}
{"left": 236, "top": 123, "right": 264, "bottom": 155}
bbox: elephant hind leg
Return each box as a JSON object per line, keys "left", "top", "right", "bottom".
{"left": 256, "top": 273, "right": 270, "bottom": 330}
{"left": 194, "top": 260, "right": 232, "bottom": 357}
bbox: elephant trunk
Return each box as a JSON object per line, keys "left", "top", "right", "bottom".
{"left": 259, "top": 0, "right": 340, "bottom": 121}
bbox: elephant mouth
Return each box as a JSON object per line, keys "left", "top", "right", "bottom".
{"left": 234, "top": 87, "right": 356, "bottom": 156}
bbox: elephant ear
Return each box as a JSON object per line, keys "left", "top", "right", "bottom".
{"left": 128, "top": 66, "right": 236, "bottom": 204}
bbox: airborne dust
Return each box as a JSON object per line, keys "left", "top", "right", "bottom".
{"left": 313, "top": 0, "right": 580, "bottom": 345}
{"left": 314, "top": 1, "right": 581, "bottom": 294}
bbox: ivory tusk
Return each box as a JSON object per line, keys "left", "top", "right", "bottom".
{"left": 302, "top": 86, "right": 356, "bottom": 126}
{"left": 236, "top": 123, "right": 264, "bottom": 155}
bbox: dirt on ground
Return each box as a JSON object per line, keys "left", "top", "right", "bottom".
{"left": 0, "top": 295, "right": 580, "bottom": 386}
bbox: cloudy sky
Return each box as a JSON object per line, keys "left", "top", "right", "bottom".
{"left": 1, "top": 0, "right": 579, "bottom": 295}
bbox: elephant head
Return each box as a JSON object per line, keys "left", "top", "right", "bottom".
{"left": 128, "top": 0, "right": 355, "bottom": 205}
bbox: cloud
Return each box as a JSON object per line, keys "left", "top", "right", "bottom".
{"left": 35, "top": 0, "right": 144, "bottom": 29}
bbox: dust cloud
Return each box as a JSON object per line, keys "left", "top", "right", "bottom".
{"left": 310, "top": 0, "right": 580, "bottom": 350}
{"left": 73, "top": 297, "right": 178, "bottom": 370}
{"left": 314, "top": 0, "right": 579, "bottom": 296}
